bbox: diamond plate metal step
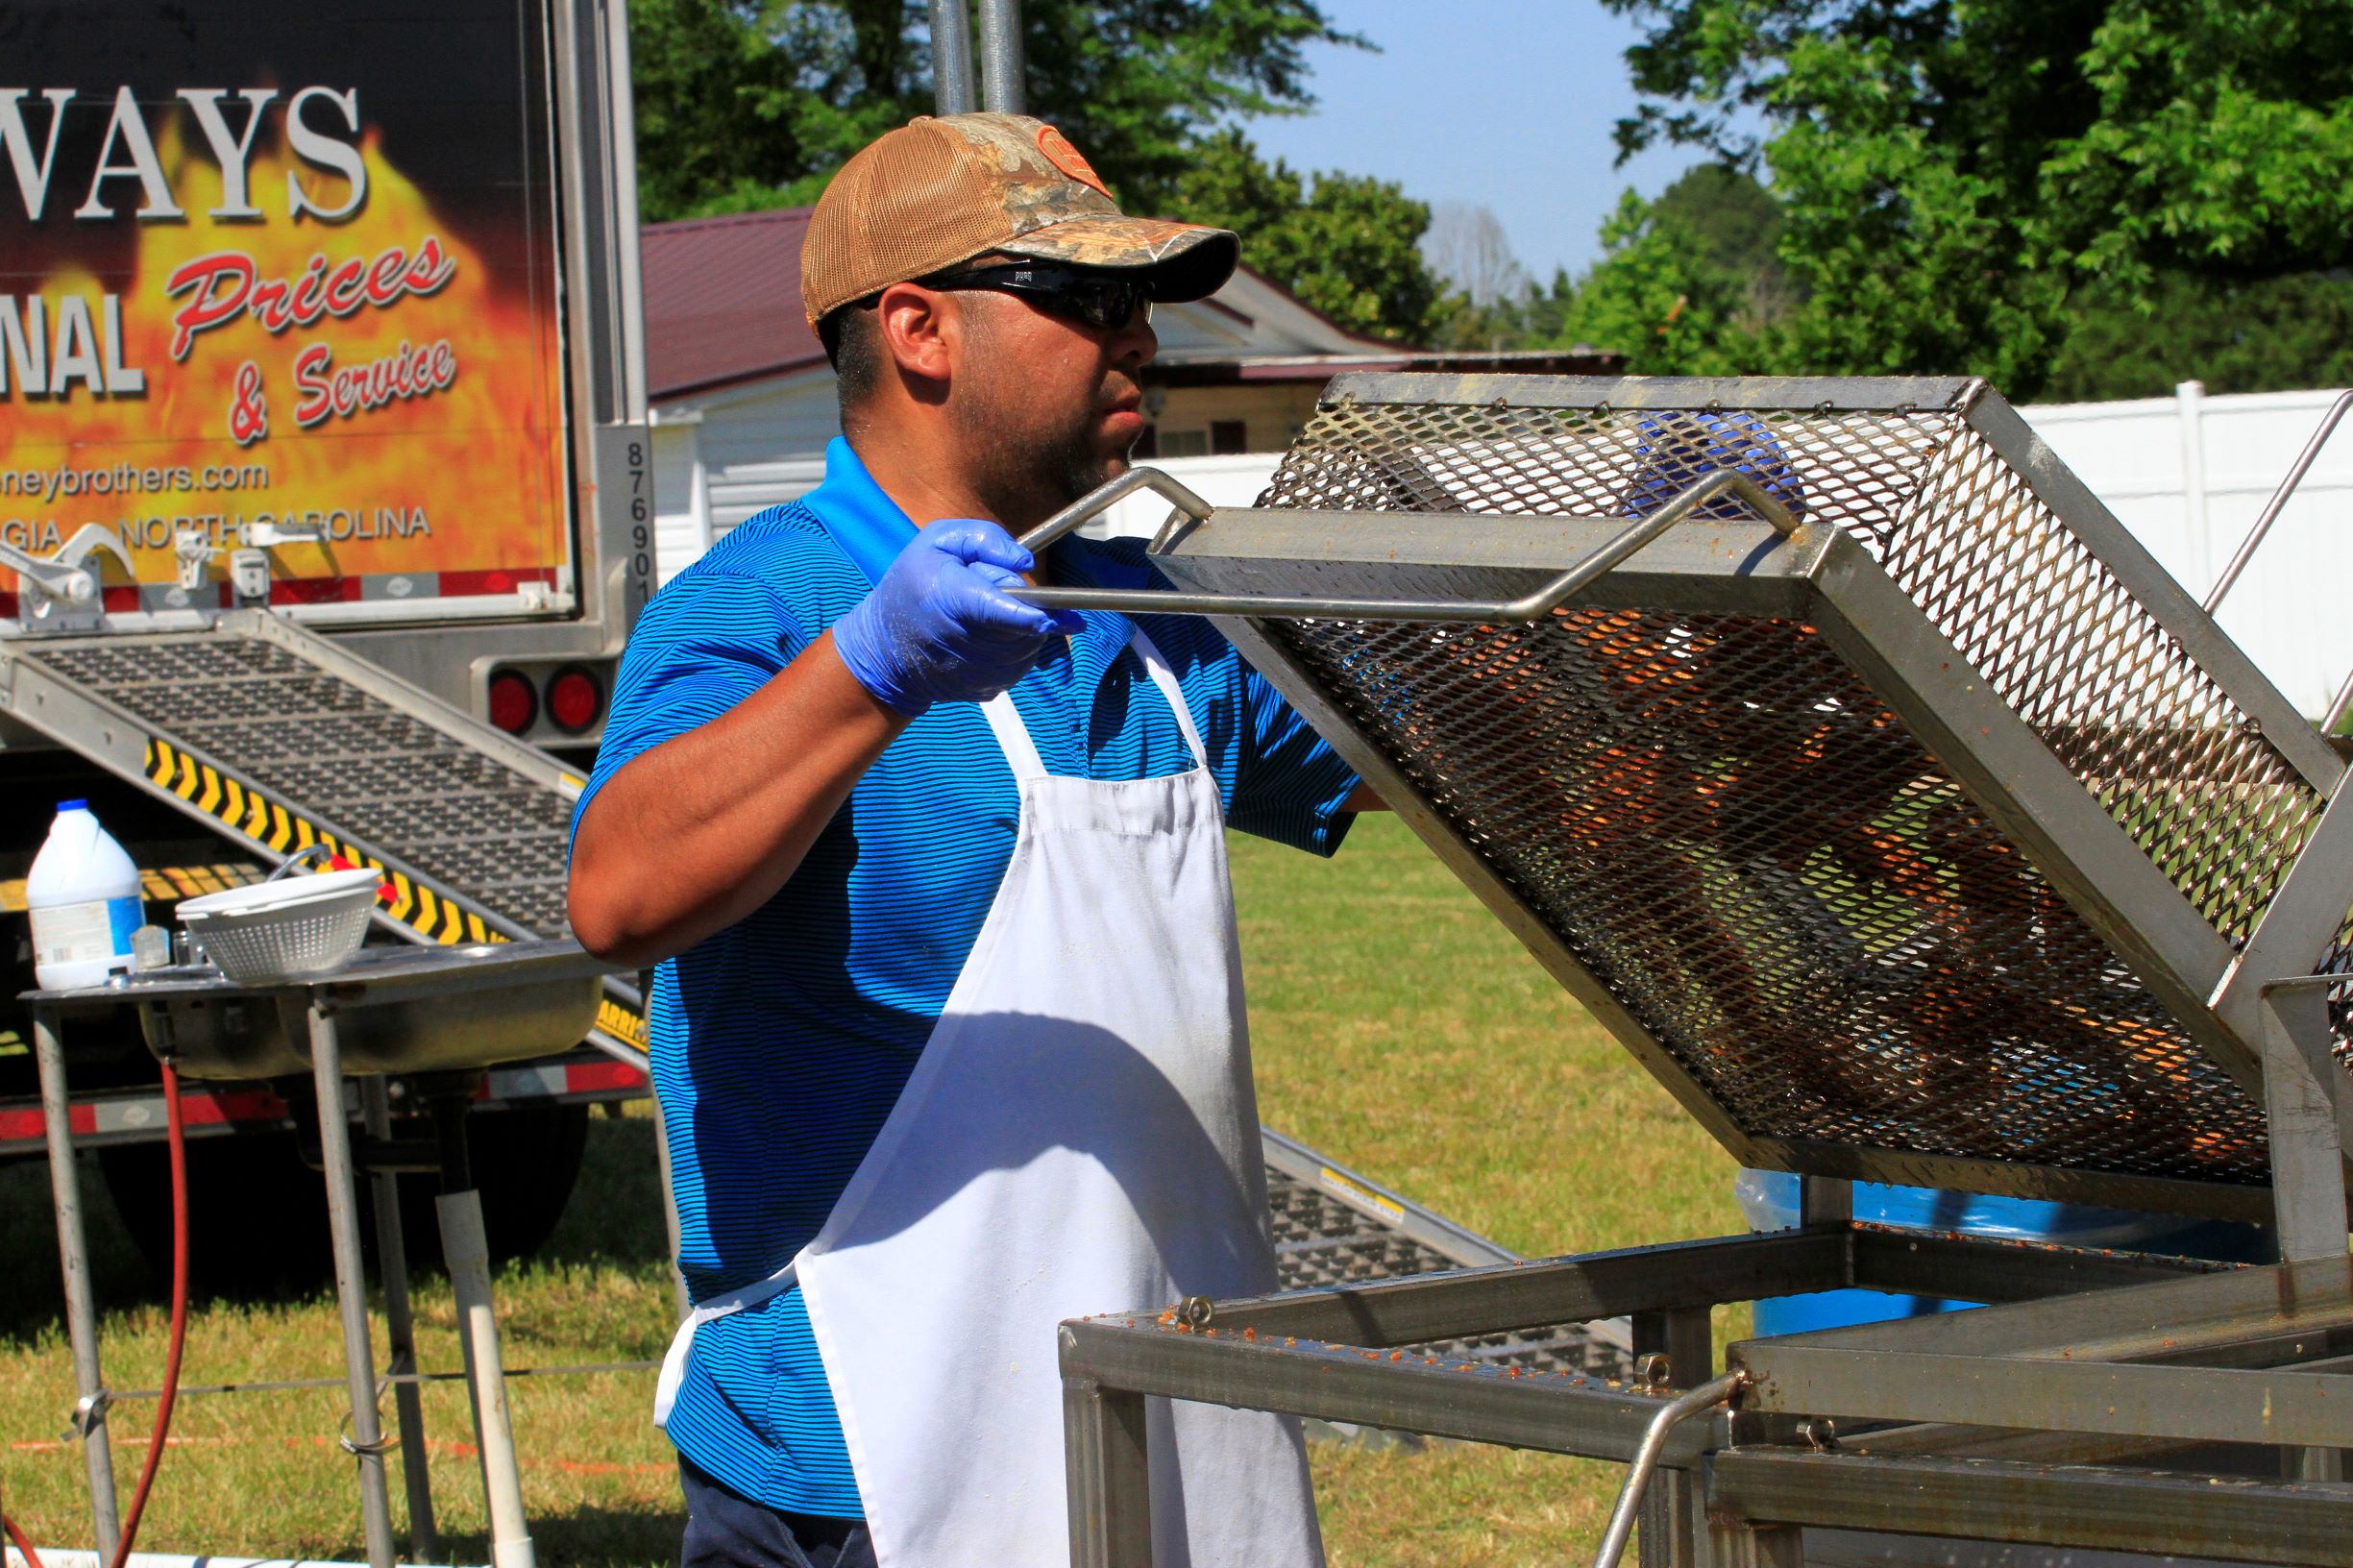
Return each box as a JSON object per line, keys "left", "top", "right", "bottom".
{"left": 1263, "top": 1129, "right": 1631, "bottom": 1376}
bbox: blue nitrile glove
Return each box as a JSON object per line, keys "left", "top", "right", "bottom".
{"left": 831, "top": 519, "right": 1086, "bottom": 717}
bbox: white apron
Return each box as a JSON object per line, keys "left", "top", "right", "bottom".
{"left": 656, "top": 628, "right": 1324, "bottom": 1568}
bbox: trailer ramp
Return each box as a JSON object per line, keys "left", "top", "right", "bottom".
{"left": 0, "top": 612, "right": 644, "bottom": 1050}
{"left": 0, "top": 613, "right": 1630, "bottom": 1376}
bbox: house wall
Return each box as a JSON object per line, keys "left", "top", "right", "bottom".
{"left": 1145, "top": 383, "right": 1325, "bottom": 458}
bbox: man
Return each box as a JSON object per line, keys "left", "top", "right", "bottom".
{"left": 568, "top": 112, "right": 1370, "bottom": 1568}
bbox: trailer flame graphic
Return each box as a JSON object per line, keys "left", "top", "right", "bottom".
{"left": 0, "top": 119, "right": 568, "bottom": 600}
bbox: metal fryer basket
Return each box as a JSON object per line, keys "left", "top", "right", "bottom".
{"left": 1138, "top": 375, "right": 2353, "bottom": 1215}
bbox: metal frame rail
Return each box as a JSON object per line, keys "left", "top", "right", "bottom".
{"left": 1048, "top": 372, "right": 2353, "bottom": 1564}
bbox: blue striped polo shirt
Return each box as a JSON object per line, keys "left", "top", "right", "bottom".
{"left": 575, "top": 438, "right": 1358, "bottom": 1517}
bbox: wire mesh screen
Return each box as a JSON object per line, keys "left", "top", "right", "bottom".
{"left": 1259, "top": 393, "right": 2327, "bottom": 951}
{"left": 1231, "top": 384, "right": 2353, "bottom": 1179}
{"left": 1277, "top": 604, "right": 2269, "bottom": 1181}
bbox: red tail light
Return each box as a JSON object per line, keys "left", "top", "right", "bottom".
{"left": 488, "top": 670, "right": 538, "bottom": 734}
{"left": 546, "top": 667, "right": 604, "bottom": 734}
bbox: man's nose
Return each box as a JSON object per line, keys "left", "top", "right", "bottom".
{"left": 1114, "top": 311, "right": 1157, "bottom": 368}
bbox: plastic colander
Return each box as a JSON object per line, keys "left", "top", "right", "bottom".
{"left": 176, "top": 869, "right": 384, "bottom": 984}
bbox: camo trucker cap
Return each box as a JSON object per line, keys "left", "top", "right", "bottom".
{"left": 800, "top": 112, "right": 1239, "bottom": 327}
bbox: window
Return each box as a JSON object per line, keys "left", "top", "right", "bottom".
{"left": 1211, "top": 420, "right": 1248, "bottom": 455}
{"left": 1132, "top": 424, "right": 1159, "bottom": 458}
{"left": 1159, "top": 429, "right": 1210, "bottom": 458}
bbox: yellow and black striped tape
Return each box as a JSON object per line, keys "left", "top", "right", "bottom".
{"left": 143, "top": 738, "right": 499, "bottom": 946}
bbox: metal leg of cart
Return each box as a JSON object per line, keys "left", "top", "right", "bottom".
{"left": 33, "top": 1005, "right": 122, "bottom": 1559}
{"left": 2258, "top": 976, "right": 2351, "bottom": 1483}
{"left": 361, "top": 1077, "right": 440, "bottom": 1561}
{"left": 307, "top": 1002, "right": 400, "bottom": 1568}
{"left": 1064, "top": 1375, "right": 1153, "bottom": 1568}
{"left": 429, "top": 1093, "right": 538, "bottom": 1568}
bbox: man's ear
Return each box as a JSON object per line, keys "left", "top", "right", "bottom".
{"left": 874, "top": 282, "right": 958, "bottom": 389}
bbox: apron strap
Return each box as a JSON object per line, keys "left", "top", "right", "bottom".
{"left": 1127, "top": 628, "right": 1210, "bottom": 772}
{"left": 975, "top": 629, "right": 1207, "bottom": 782}
{"left": 978, "top": 691, "right": 1047, "bottom": 781}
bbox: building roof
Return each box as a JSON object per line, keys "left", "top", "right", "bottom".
{"left": 642, "top": 205, "right": 1621, "bottom": 403}
{"left": 642, "top": 208, "right": 826, "bottom": 401}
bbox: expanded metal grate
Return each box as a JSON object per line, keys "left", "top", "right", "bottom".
{"left": 1231, "top": 386, "right": 2348, "bottom": 1186}
{"left": 1266, "top": 1165, "right": 1627, "bottom": 1376}
{"left": 30, "top": 636, "right": 576, "bottom": 937}
{"left": 1261, "top": 396, "right": 2327, "bottom": 951}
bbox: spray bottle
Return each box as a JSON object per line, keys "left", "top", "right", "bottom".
{"left": 27, "top": 799, "right": 146, "bottom": 990}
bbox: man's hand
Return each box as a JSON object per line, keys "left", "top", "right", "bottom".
{"left": 832, "top": 520, "right": 1085, "bottom": 716}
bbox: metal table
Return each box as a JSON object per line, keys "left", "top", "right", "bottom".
{"left": 29, "top": 938, "right": 617, "bottom": 1568}
{"left": 1039, "top": 373, "right": 2353, "bottom": 1566}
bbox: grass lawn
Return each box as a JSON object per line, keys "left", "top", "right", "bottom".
{"left": 1, "top": 816, "right": 1745, "bottom": 1565}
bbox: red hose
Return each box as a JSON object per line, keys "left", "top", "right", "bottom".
{"left": 107, "top": 1060, "right": 190, "bottom": 1568}
{"left": 5, "top": 1507, "right": 49, "bottom": 1568}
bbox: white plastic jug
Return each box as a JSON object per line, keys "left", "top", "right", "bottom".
{"left": 28, "top": 800, "right": 146, "bottom": 991}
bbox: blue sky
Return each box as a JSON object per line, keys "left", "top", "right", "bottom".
{"left": 1243, "top": 0, "right": 1733, "bottom": 284}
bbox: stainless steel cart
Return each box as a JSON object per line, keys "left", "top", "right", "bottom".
{"left": 29, "top": 939, "right": 617, "bottom": 1568}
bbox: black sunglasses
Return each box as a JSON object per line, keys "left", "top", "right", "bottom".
{"left": 926, "top": 261, "right": 1155, "bottom": 331}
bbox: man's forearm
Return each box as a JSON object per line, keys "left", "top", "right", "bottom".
{"left": 567, "top": 630, "right": 910, "bottom": 967}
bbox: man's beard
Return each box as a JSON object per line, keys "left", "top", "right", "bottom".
{"left": 955, "top": 382, "right": 1127, "bottom": 526}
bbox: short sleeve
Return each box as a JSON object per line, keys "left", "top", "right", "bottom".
{"left": 571, "top": 571, "right": 813, "bottom": 846}
{"left": 1226, "top": 660, "right": 1360, "bottom": 857}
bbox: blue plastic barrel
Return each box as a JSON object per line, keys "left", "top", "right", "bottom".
{"left": 1737, "top": 1169, "right": 2274, "bottom": 1336}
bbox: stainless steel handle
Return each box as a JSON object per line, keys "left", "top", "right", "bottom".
{"left": 2205, "top": 388, "right": 2352, "bottom": 614}
{"left": 1589, "top": 1371, "right": 1747, "bottom": 1568}
{"left": 1015, "top": 466, "right": 1216, "bottom": 554}
{"left": 1007, "top": 467, "right": 1802, "bottom": 623}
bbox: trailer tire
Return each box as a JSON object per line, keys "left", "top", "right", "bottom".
{"left": 99, "top": 1102, "right": 592, "bottom": 1296}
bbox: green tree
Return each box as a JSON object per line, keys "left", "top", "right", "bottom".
{"left": 1166, "top": 131, "right": 1441, "bottom": 340}
{"left": 2044, "top": 270, "right": 2353, "bottom": 401}
{"left": 1521, "top": 164, "right": 1795, "bottom": 373}
{"left": 629, "top": 1, "right": 1441, "bottom": 339}
{"left": 1543, "top": 187, "right": 1777, "bottom": 375}
{"left": 1599, "top": 0, "right": 2353, "bottom": 393}
{"left": 629, "top": 0, "right": 1361, "bottom": 220}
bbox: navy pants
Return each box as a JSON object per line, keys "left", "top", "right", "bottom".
{"left": 677, "top": 1456, "right": 874, "bottom": 1568}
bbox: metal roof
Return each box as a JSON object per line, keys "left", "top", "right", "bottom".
{"left": 642, "top": 208, "right": 826, "bottom": 401}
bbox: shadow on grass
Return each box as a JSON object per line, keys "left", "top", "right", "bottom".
{"left": 1, "top": 1103, "right": 674, "bottom": 1346}
{"left": 443, "top": 1501, "right": 684, "bottom": 1568}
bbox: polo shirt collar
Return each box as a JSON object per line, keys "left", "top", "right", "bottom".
{"left": 802, "top": 437, "right": 917, "bottom": 589}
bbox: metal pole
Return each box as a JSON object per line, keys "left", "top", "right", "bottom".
{"left": 308, "top": 1006, "right": 398, "bottom": 1568}
{"left": 1632, "top": 1308, "right": 1713, "bottom": 1568}
{"left": 929, "top": 0, "right": 976, "bottom": 115}
{"left": 975, "top": 0, "right": 1024, "bottom": 113}
{"left": 439, "top": 1189, "right": 537, "bottom": 1568}
{"left": 34, "top": 1007, "right": 121, "bottom": 1558}
{"left": 362, "top": 1078, "right": 439, "bottom": 1562}
{"left": 2204, "top": 389, "right": 2353, "bottom": 614}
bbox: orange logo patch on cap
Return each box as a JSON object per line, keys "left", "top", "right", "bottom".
{"left": 1037, "top": 125, "right": 1111, "bottom": 198}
